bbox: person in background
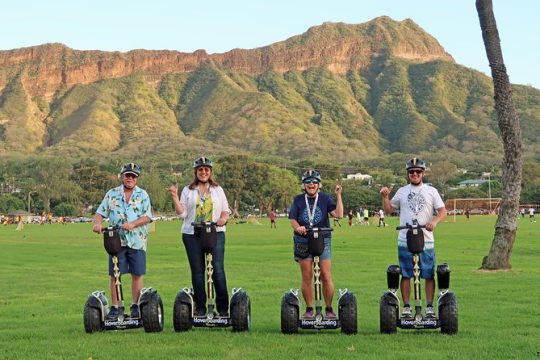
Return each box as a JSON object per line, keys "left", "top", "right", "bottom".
{"left": 355, "top": 210, "right": 362, "bottom": 225}
{"left": 529, "top": 207, "right": 536, "bottom": 223}
{"left": 378, "top": 208, "right": 386, "bottom": 227}
{"left": 363, "top": 208, "right": 370, "bottom": 226}
{"left": 347, "top": 209, "right": 354, "bottom": 227}
{"left": 269, "top": 209, "right": 277, "bottom": 228}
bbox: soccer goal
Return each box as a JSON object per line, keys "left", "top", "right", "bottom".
{"left": 446, "top": 198, "right": 502, "bottom": 222}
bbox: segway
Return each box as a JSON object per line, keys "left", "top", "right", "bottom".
{"left": 379, "top": 221, "right": 458, "bottom": 334}
{"left": 83, "top": 226, "right": 164, "bottom": 333}
{"left": 281, "top": 227, "right": 357, "bottom": 335}
{"left": 173, "top": 222, "right": 250, "bottom": 332}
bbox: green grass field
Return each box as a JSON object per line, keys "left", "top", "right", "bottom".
{"left": 1, "top": 216, "right": 539, "bottom": 359}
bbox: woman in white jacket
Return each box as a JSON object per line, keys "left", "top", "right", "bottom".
{"left": 167, "top": 157, "right": 230, "bottom": 316}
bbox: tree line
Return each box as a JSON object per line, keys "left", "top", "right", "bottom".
{"left": 0, "top": 155, "right": 538, "bottom": 216}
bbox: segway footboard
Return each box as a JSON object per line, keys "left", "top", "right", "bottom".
{"left": 300, "top": 317, "right": 339, "bottom": 330}
{"left": 187, "top": 285, "right": 230, "bottom": 328}
{"left": 83, "top": 290, "right": 143, "bottom": 331}
{"left": 103, "top": 315, "right": 142, "bottom": 330}
{"left": 398, "top": 317, "right": 439, "bottom": 329}
{"left": 299, "top": 287, "right": 340, "bottom": 330}
{"left": 192, "top": 314, "right": 231, "bottom": 327}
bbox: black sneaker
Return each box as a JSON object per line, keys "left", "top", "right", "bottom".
{"left": 194, "top": 308, "right": 206, "bottom": 317}
{"left": 130, "top": 304, "right": 140, "bottom": 319}
{"left": 106, "top": 306, "right": 122, "bottom": 320}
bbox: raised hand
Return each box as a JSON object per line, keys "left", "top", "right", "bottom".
{"left": 167, "top": 183, "right": 179, "bottom": 198}
{"left": 380, "top": 186, "right": 393, "bottom": 198}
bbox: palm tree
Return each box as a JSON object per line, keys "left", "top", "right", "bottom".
{"left": 476, "top": 0, "right": 523, "bottom": 269}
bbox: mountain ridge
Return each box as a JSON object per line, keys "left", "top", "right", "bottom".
{"left": 0, "top": 17, "right": 453, "bottom": 99}
{"left": 0, "top": 17, "right": 538, "bottom": 164}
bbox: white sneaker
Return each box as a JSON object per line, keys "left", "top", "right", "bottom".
{"left": 401, "top": 306, "right": 412, "bottom": 317}
{"left": 425, "top": 306, "right": 435, "bottom": 317}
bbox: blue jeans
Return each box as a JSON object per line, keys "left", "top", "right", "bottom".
{"left": 182, "top": 232, "right": 229, "bottom": 314}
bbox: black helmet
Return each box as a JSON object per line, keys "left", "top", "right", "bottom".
{"left": 120, "top": 163, "right": 141, "bottom": 177}
{"left": 301, "top": 169, "right": 322, "bottom": 183}
{"left": 406, "top": 158, "right": 426, "bottom": 171}
{"left": 193, "top": 157, "right": 213, "bottom": 169}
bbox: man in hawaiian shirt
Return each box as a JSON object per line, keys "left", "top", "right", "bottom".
{"left": 93, "top": 163, "right": 153, "bottom": 320}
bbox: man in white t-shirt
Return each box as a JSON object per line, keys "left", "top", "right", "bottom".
{"left": 377, "top": 209, "right": 386, "bottom": 227}
{"left": 380, "top": 157, "right": 447, "bottom": 318}
{"left": 529, "top": 208, "right": 536, "bottom": 222}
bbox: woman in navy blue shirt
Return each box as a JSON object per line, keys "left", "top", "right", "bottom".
{"left": 289, "top": 170, "right": 343, "bottom": 318}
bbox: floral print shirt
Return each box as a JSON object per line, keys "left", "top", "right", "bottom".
{"left": 195, "top": 194, "right": 213, "bottom": 223}
{"left": 96, "top": 185, "right": 153, "bottom": 251}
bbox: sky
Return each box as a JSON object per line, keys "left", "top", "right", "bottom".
{"left": 1, "top": 0, "right": 539, "bottom": 88}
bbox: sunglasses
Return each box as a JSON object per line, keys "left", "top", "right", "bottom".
{"left": 408, "top": 170, "right": 424, "bottom": 175}
{"left": 124, "top": 173, "right": 138, "bottom": 178}
{"left": 303, "top": 179, "right": 320, "bottom": 184}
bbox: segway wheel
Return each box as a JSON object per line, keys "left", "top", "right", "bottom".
{"left": 280, "top": 297, "right": 298, "bottom": 334}
{"left": 83, "top": 302, "right": 103, "bottom": 333}
{"left": 339, "top": 296, "right": 358, "bottom": 335}
{"left": 440, "top": 297, "right": 458, "bottom": 335}
{"left": 173, "top": 296, "right": 192, "bottom": 332}
{"left": 231, "top": 295, "right": 251, "bottom": 332}
{"left": 141, "top": 293, "right": 164, "bottom": 332}
{"left": 379, "top": 300, "right": 398, "bottom": 334}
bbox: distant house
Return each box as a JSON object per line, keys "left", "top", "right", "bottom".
{"left": 344, "top": 172, "right": 373, "bottom": 184}
{"left": 458, "top": 179, "right": 488, "bottom": 188}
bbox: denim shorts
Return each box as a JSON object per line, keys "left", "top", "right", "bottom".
{"left": 108, "top": 246, "right": 146, "bottom": 276}
{"left": 398, "top": 246, "right": 435, "bottom": 279}
{"left": 293, "top": 234, "right": 331, "bottom": 261}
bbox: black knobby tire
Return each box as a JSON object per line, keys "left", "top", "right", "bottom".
{"left": 231, "top": 295, "right": 251, "bottom": 332}
{"left": 83, "top": 303, "right": 103, "bottom": 333}
{"left": 379, "top": 300, "right": 398, "bottom": 334}
{"left": 280, "top": 297, "right": 298, "bottom": 334}
{"left": 339, "top": 296, "right": 358, "bottom": 335}
{"left": 440, "top": 298, "right": 458, "bottom": 335}
{"left": 173, "top": 296, "right": 192, "bottom": 332}
{"left": 141, "top": 293, "right": 164, "bottom": 332}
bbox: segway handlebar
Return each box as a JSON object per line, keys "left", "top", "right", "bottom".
{"left": 191, "top": 220, "right": 229, "bottom": 227}
{"left": 191, "top": 221, "right": 218, "bottom": 227}
{"left": 396, "top": 223, "right": 426, "bottom": 230}
{"left": 100, "top": 225, "right": 120, "bottom": 232}
{"left": 306, "top": 227, "right": 333, "bottom": 233}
